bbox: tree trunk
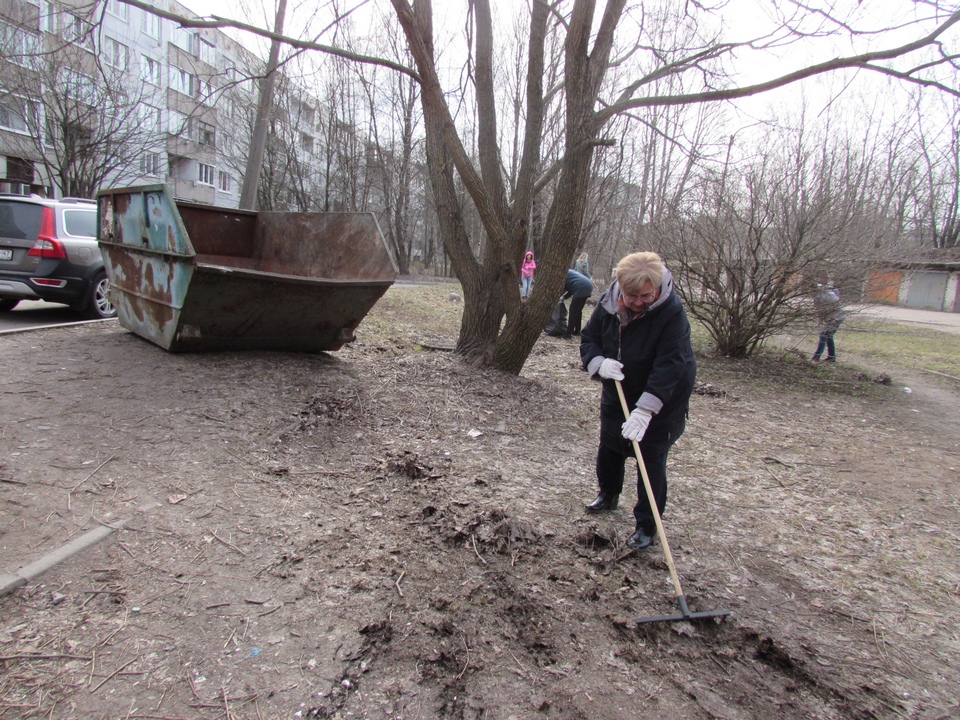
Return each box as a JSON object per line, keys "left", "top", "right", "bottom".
{"left": 392, "top": 0, "right": 626, "bottom": 373}
{"left": 240, "top": 0, "right": 287, "bottom": 211}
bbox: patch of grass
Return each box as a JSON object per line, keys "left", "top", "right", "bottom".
{"left": 357, "top": 283, "right": 463, "bottom": 348}
{"left": 696, "top": 343, "right": 889, "bottom": 397}
{"left": 839, "top": 318, "right": 960, "bottom": 378}
{"left": 361, "top": 286, "right": 960, "bottom": 395}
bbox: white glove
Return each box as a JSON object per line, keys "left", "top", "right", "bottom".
{"left": 622, "top": 408, "right": 653, "bottom": 441}
{"left": 597, "top": 358, "right": 624, "bottom": 381}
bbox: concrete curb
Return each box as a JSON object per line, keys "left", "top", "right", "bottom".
{"left": 0, "top": 501, "right": 160, "bottom": 598}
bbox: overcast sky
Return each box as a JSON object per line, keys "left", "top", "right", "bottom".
{"left": 176, "top": 0, "right": 955, "bottom": 131}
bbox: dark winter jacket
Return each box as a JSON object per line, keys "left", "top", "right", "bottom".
{"left": 580, "top": 269, "right": 696, "bottom": 452}
{"left": 564, "top": 270, "right": 593, "bottom": 299}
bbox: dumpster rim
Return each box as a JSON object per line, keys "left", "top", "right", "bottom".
{"left": 194, "top": 263, "right": 396, "bottom": 287}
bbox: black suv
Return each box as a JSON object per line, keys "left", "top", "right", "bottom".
{"left": 0, "top": 194, "right": 115, "bottom": 319}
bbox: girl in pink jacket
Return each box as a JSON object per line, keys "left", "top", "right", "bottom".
{"left": 521, "top": 251, "right": 536, "bottom": 299}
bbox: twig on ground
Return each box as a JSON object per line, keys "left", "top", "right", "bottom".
{"left": 471, "top": 535, "right": 487, "bottom": 565}
{"left": 71, "top": 453, "right": 117, "bottom": 493}
{"left": 0, "top": 653, "right": 92, "bottom": 662}
{"left": 210, "top": 530, "right": 246, "bottom": 556}
{"left": 457, "top": 633, "right": 470, "bottom": 680}
{"left": 395, "top": 570, "right": 405, "bottom": 598}
{"left": 290, "top": 469, "right": 349, "bottom": 476}
{"left": 762, "top": 456, "right": 795, "bottom": 468}
{"left": 507, "top": 648, "right": 528, "bottom": 678}
{"left": 644, "top": 679, "right": 665, "bottom": 701}
{"left": 90, "top": 657, "right": 137, "bottom": 693}
{"left": 764, "top": 465, "right": 787, "bottom": 488}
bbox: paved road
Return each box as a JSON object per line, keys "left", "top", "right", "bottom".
{"left": 855, "top": 304, "right": 960, "bottom": 336}
{"left": 0, "top": 300, "right": 108, "bottom": 333}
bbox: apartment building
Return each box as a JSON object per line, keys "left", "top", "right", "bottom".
{"left": 0, "top": 0, "right": 319, "bottom": 208}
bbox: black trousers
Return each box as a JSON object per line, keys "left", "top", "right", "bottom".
{"left": 568, "top": 295, "right": 588, "bottom": 335}
{"left": 596, "top": 410, "right": 669, "bottom": 533}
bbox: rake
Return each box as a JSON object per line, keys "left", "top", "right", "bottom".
{"left": 615, "top": 379, "right": 731, "bottom": 625}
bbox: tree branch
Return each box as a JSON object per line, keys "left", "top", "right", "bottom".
{"left": 117, "top": 0, "right": 420, "bottom": 81}
{"left": 596, "top": 9, "right": 960, "bottom": 123}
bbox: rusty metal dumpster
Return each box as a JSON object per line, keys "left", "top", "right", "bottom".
{"left": 96, "top": 185, "right": 396, "bottom": 352}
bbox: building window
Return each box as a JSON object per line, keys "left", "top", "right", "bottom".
{"left": 218, "top": 171, "right": 231, "bottom": 193}
{"left": 167, "top": 154, "right": 185, "bottom": 180}
{"left": 167, "top": 110, "right": 194, "bottom": 140}
{"left": 141, "top": 7, "right": 161, "bottom": 39}
{"left": 0, "top": 95, "right": 36, "bottom": 134}
{"left": 39, "top": 1, "right": 57, "bottom": 33}
{"left": 106, "top": 0, "right": 128, "bottom": 21}
{"left": 199, "top": 37, "right": 215, "bottom": 65}
{"left": 103, "top": 37, "right": 129, "bottom": 70}
{"left": 197, "top": 162, "right": 214, "bottom": 186}
{"left": 170, "top": 67, "right": 198, "bottom": 97}
{"left": 6, "top": 156, "right": 34, "bottom": 183}
{"left": 63, "top": 13, "right": 94, "bottom": 49}
{"left": 198, "top": 121, "right": 215, "bottom": 147}
{"left": 173, "top": 28, "right": 199, "bottom": 57}
{"left": 1, "top": 19, "right": 40, "bottom": 62}
{"left": 300, "top": 132, "right": 314, "bottom": 155}
{"left": 57, "top": 68, "right": 95, "bottom": 104}
{"left": 140, "top": 152, "right": 160, "bottom": 176}
{"left": 142, "top": 56, "right": 162, "bottom": 86}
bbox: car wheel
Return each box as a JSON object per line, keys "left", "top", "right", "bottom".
{"left": 86, "top": 272, "right": 117, "bottom": 319}
{"left": 0, "top": 298, "right": 20, "bottom": 312}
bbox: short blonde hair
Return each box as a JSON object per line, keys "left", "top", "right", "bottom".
{"left": 616, "top": 252, "right": 665, "bottom": 294}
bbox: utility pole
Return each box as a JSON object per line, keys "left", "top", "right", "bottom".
{"left": 238, "top": 0, "right": 287, "bottom": 210}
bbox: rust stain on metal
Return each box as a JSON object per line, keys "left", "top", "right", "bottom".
{"left": 98, "top": 186, "right": 396, "bottom": 353}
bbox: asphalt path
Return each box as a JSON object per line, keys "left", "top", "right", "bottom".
{"left": 0, "top": 300, "right": 112, "bottom": 334}
{"left": 854, "top": 304, "right": 960, "bottom": 336}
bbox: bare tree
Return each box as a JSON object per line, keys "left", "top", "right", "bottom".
{"left": 657, "top": 120, "right": 912, "bottom": 357}
{"left": 118, "top": 0, "right": 960, "bottom": 372}
{"left": 361, "top": 61, "right": 423, "bottom": 274}
{"left": 911, "top": 94, "right": 960, "bottom": 249}
{"left": 239, "top": 0, "right": 286, "bottom": 210}
{"left": 387, "top": 0, "right": 960, "bottom": 372}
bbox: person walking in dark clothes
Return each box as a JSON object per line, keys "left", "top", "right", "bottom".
{"left": 562, "top": 269, "right": 593, "bottom": 339}
{"left": 579, "top": 251, "right": 696, "bottom": 549}
{"left": 810, "top": 284, "right": 846, "bottom": 362}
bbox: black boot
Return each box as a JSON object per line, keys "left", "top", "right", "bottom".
{"left": 585, "top": 492, "right": 619, "bottom": 513}
{"left": 627, "top": 526, "right": 656, "bottom": 549}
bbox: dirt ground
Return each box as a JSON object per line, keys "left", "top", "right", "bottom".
{"left": 1, "top": 284, "right": 959, "bottom": 720}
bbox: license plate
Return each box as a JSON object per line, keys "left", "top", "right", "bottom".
{"left": 0, "top": 249, "right": 12, "bottom": 261}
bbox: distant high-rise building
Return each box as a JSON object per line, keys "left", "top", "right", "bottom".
{"left": 0, "top": 0, "right": 318, "bottom": 207}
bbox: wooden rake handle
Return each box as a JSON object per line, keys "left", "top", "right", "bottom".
{"left": 614, "top": 379, "right": 685, "bottom": 601}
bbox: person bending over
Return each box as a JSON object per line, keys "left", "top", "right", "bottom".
{"left": 562, "top": 269, "right": 593, "bottom": 338}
